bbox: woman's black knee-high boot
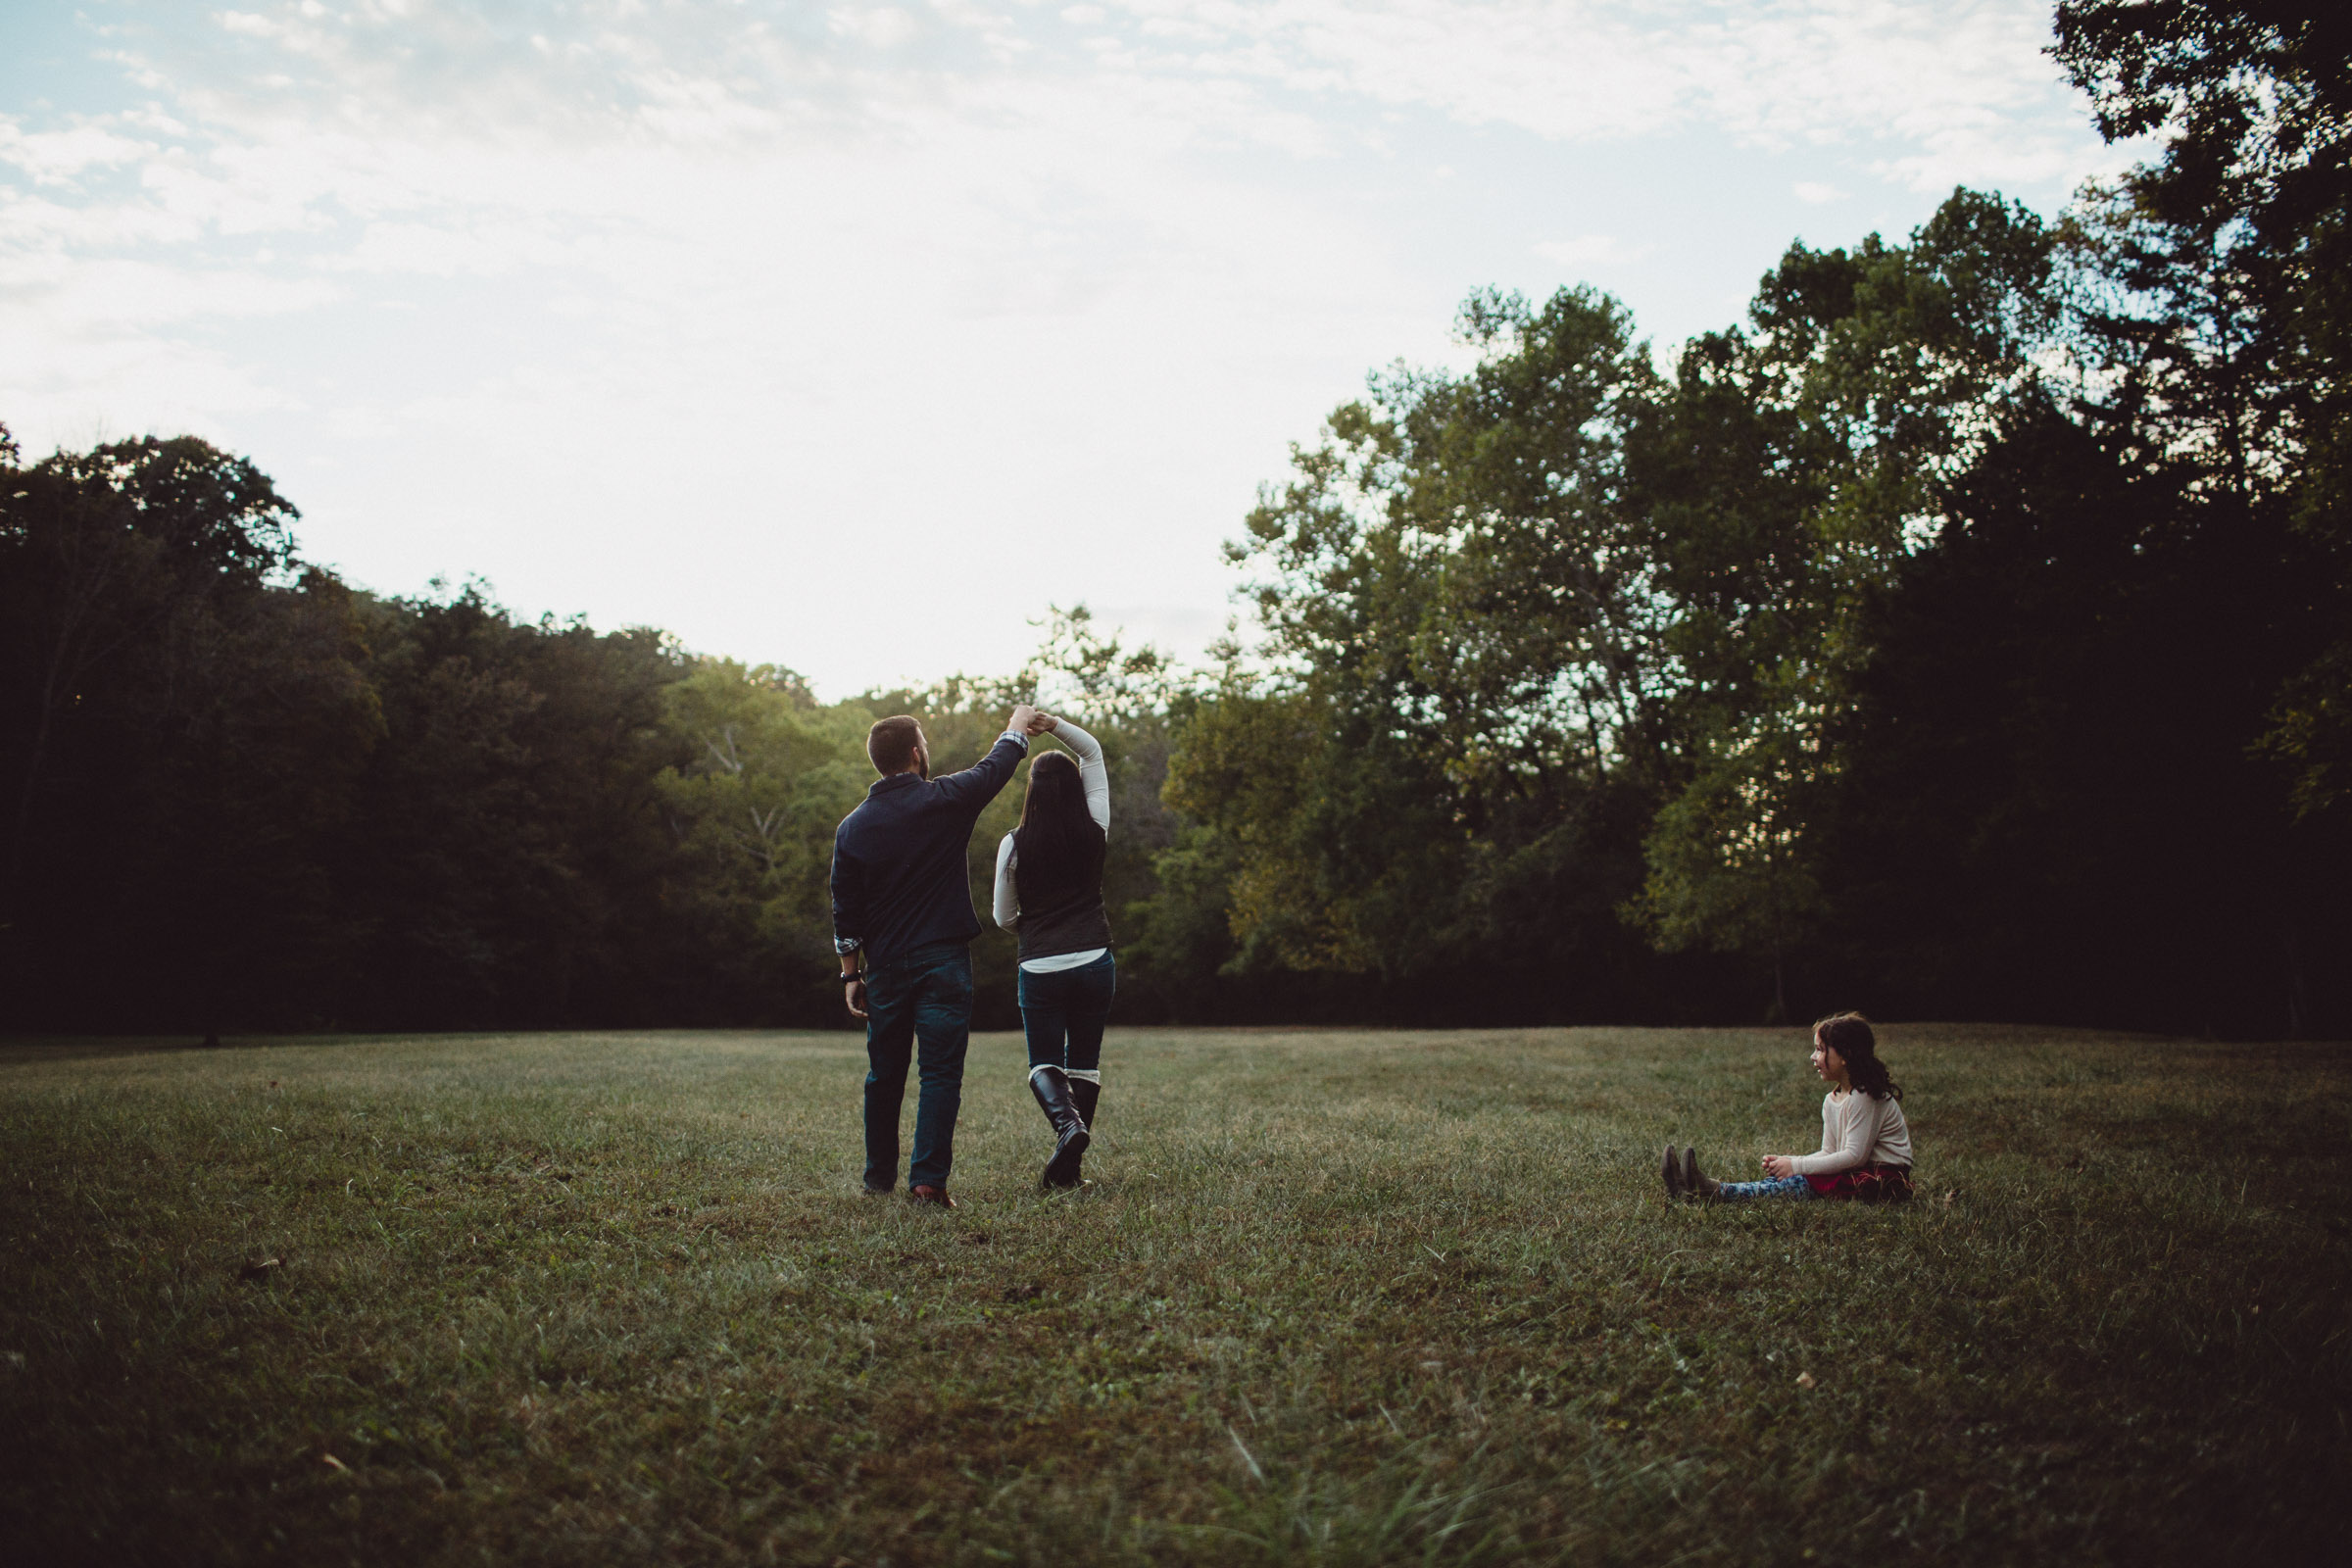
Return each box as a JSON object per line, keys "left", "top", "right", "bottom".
{"left": 1067, "top": 1076, "right": 1100, "bottom": 1183}
{"left": 1028, "top": 1065, "right": 1091, "bottom": 1190}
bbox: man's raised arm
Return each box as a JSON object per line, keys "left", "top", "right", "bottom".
{"left": 932, "top": 704, "right": 1047, "bottom": 809}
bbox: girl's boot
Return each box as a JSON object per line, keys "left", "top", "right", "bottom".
{"left": 1682, "top": 1148, "right": 1721, "bottom": 1202}
{"left": 1028, "top": 1065, "right": 1091, "bottom": 1190}
{"left": 1067, "top": 1075, "right": 1101, "bottom": 1184}
{"left": 1660, "top": 1143, "right": 1685, "bottom": 1204}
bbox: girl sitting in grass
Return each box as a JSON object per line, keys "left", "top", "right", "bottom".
{"left": 1667, "top": 1011, "right": 1915, "bottom": 1204}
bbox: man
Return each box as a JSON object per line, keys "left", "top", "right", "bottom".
{"left": 831, "top": 703, "right": 1046, "bottom": 1206}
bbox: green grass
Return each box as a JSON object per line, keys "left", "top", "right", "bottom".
{"left": 2, "top": 1024, "right": 2345, "bottom": 1565}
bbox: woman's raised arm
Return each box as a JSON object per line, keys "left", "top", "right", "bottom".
{"left": 1048, "top": 717, "right": 1111, "bottom": 834}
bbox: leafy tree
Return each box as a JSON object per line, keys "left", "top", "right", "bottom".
{"left": 2048, "top": 0, "right": 2352, "bottom": 1030}
{"left": 652, "top": 661, "right": 869, "bottom": 1022}
{"left": 2055, "top": 3, "right": 2352, "bottom": 795}
{"left": 333, "top": 585, "right": 691, "bottom": 1029}
{"left": 1812, "top": 403, "right": 2310, "bottom": 1029}
{"left": 1628, "top": 191, "right": 2064, "bottom": 1012}
{"left": 0, "top": 434, "right": 379, "bottom": 1032}
{"left": 2053, "top": 1, "right": 2350, "bottom": 505}
{"left": 1179, "top": 287, "right": 1682, "bottom": 1013}
{"left": 1633, "top": 724, "right": 1822, "bottom": 1023}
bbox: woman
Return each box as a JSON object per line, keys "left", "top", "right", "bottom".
{"left": 992, "top": 712, "right": 1113, "bottom": 1190}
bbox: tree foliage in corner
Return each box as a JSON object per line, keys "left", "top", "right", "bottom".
{"left": 1151, "top": 6, "right": 2351, "bottom": 1032}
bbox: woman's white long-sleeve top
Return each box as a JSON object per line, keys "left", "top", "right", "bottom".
{"left": 992, "top": 718, "right": 1110, "bottom": 971}
{"left": 1788, "top": 1088, "right": 1914, "bottom": 1175}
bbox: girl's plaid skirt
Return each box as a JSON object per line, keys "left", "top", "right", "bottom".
{"left": 1805, "top": 1162, "right": 1915, "bottom": 1201}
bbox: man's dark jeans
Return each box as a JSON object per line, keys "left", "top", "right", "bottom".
{"left": 862, "top": 941, "right": 973, "bottom": 1192}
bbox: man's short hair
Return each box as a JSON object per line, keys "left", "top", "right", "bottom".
{"left": 867, "top": 715, "right": 923, "bottom": 775}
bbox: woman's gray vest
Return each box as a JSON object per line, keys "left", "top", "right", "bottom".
{"left": 1013, "top": 834, "right": 1112, "bottom": 960}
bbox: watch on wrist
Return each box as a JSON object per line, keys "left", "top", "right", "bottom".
{"left": 841, "top": 970, "right": 863, "bottom": 984}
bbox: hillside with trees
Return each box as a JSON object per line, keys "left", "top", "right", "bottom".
{"left": 5, "top": 2, "right": 2345, "bottom": 1037}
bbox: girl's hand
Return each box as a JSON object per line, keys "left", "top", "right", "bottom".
{"left": 1761, "top": 1154, "right": 1795, "bottom": 1179}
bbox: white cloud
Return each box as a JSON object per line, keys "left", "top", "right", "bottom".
{"left": 0, "top": 0, "right": 2131, "bottom": 692}
{"left": 215, "top": 12, "right": 284, "bottom": 41}
{"left": 1095, "top": 0, "right": 2113, "bottom": 191}
{"left": 829, "top": 6, "right": 923, "bottom": 51}
{"left": 1793, "top": 180, "right": 1845, "bottom": 204}
{"left": 0, "top": 122, "right": 161, "bottom": 184}
{"left": 1533, "top": 235, "right": 1646, "bottom": 267}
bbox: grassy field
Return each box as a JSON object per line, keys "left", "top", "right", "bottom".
{"left": 1, "top": 1024, "right": 2345, "bottom": 1566}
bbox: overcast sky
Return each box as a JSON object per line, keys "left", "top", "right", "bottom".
{"left": 2, "top": 1, "right": 2131, "bottom": 698}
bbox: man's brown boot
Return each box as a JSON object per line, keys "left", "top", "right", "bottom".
{"left": 1660, "top": 1142, "right": 1685, "bottom": 1204}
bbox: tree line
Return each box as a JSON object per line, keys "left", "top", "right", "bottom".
{"left": 5, "top": 2, "right": 2346, "bottom": 1038}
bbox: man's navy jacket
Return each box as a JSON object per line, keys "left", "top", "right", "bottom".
{"left": 829, "top": 731, "right": 1027, "bottom": 968}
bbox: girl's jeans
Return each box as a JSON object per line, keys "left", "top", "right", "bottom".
{"left": 1017, "top": 953, "right": 1116, "bottom": 1077}
{"left": 1714, "top": 1174, "right": 1815, "bottom": 1201}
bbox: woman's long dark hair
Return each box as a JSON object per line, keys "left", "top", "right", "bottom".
{"left": 1012, "top": 751, "right": 1103, "bottom": 893}
{"left": 1816, "top": 1011, "right": 1902, "bottom": 1101}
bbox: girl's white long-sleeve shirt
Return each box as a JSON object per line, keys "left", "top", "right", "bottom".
{"left": 1788, "top": 1088, "right": 1914, "bottom": 1175}
{"left": 992, "top": 718, "right": 1110, "bottom": 972}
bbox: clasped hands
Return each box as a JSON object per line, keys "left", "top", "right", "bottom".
{"left": 1009, "top": 704, "right": 1058, "bottom": 737}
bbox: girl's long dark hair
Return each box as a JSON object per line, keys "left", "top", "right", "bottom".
{"left": 1012, "top": 751, "right": 1103, "bottom": 893}
{"left": 1816, "top": 1011, "right": 1902, "bottom": 1101}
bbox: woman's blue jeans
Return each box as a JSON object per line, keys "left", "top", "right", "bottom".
{"left": 1017, "top": 953, "right": 1115, "bottom": 1078}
